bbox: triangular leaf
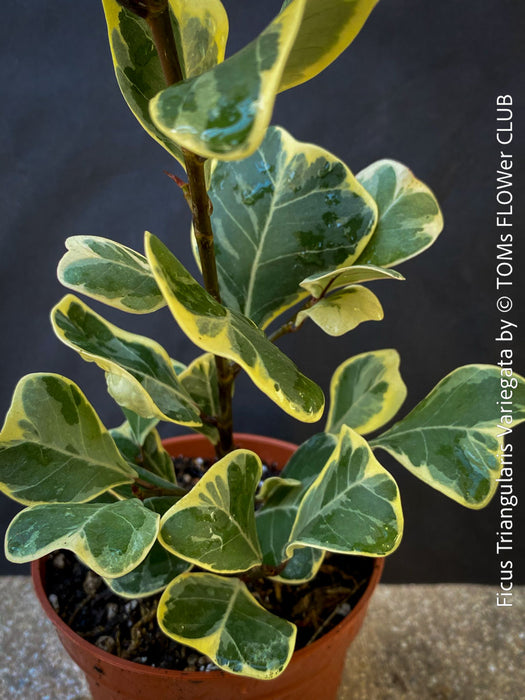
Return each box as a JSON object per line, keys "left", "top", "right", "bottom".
{"left": 159, "top": 450, "right": 262, "bottom": 573}
{"left": 287, "top": 425, "right": 403, "bottom": 556}
{"left": 209, "top": 126, "right": 377, "bottom": 328}
{"left": 326, "top": 349, "right": 407, "bottom": 435}
{"left": 0, "top": 374, "right": 136, "bottom": 505}
{"left": 158, "top": 572, "right": 296, "bottom": 679}
{"left": 372, "top": 365, "right": 525, "bottom": 507}
{"left": 145, "top": 233, "right": 325, "bottom": 423}
{"left": 6, "top": 499, "right": 159, "bottom": 578}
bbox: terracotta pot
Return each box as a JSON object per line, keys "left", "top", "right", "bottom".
{"left": 31, "top": 433, "right": 384, "bottom": 700}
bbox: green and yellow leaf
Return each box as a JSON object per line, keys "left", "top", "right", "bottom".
{"left": 6, "top": 499, "right": 158, "bottom": 578}
{"left": 256, "top": 433, "right": 337, "bottom": 583}
{"left": 208, "top": 126, "right": 378, "bottom": 328}
{"left": 179, "top": 354, "right": 220, "bottom": 444}
{"left": 296, "top": 285, "right": 383, "bottom": 336}
{"left": 149, "top": 1, "right": 307, "bottom": 160}
{"left": 356, "top": 159, "right": 444, "bottom": 267}
{"left": 101, "top": 0, "right": 228, "bottom": 164}
{"left": 158, "top": 572, "right": 296, "bottom": 679}
{"left": 326, "top": 349, "right": 407, "bottom": 435}
{"left": 145, "top": 233, "right": 325, "bottom": 423}
{"left": 159, "top": 450, "right": 262, "bottom": 573}
{"left": 111, "top": 422, "right": 176, "bottom": 484}
{"left": 287, "top": 425, "right": 403, "bottom": 557}
{"left": 0, "top": 374, "right": 136, "bottom": 505}
{"left": 372, "top": 365, "right": 525, "bottom": 508}
{"left": 300, "top": 263, "right": 404, "bottom": 299}
{"left": 51, "top": 295, "right": 202, "bottom": 427}
{"left": 57, "top": 236, "right": 165, "bottom": 314}
{"left": 279, "top": 0, "right": 379, "bottom": 91}
{"left": 105, "top": 497, "right": 190, "bottom": 598}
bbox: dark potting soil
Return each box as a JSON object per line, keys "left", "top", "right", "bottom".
{"left": 44, "top": 455, "right": 375, "bottom": 672}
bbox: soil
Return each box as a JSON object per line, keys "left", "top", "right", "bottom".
{"left": 44, "top": 455, "right": 375, "bottom": 672}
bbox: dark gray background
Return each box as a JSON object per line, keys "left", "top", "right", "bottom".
{"left": 1, "top": 1, "right": 523, "bottom": 582}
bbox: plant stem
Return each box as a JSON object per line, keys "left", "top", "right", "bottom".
{"left": 144, "top": 2, "right": 235, "bottom": 457}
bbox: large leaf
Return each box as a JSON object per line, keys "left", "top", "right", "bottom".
{"left": 179, "top": 354, "right": 220, "bottom": 444}
{"left": 208, "top": 126, "right": 377, "bottom": 328}
{"left": 52, "top": 295, "right": 202, "bottom": 427}
{"left": 150, "top": 1, "right": 306, "bottom": 161}
{"left": 287, "top": 425, "right": 403, "bottom": 556}
{"left": 105, "top": 496, "right": 190, "bottom": 598}
{"left": 356, "top": 159, "right": 444, "bottom": 267}
{"left": 159, "top": 450, "right": 262, "bottom": 573}
{"left": 279, "top": 0, "right": 379, "bottom": 91}
{"left": 145, "top": 233, "right": 325, "bottom": 422}
{"left": 57, "top": 236, "right": 165, "bottom": 314}
{"left": 256, "top": 433, "right": 337, "bottom": 583}
{"left": 158, "top": 572, "right": 296, "bottom": 678}
{"left": 372, "top": 365, "right": 525, "bottom": 508}
{"left": 101, "top": 0, "right": 228, "bottom": 163}
{"left": 0, "top": 374, "right": 136, "bottom": 506}
{"left": 300, "top": 263, "right": 404, "bottom": 299}
{"left": 6, "top": 499, "right": 158, "bottom": 578}
{"left": 326, "top": 349, "right": 407, "bottom": 435}
{"left": 296, "top": 285, "right": 383, "bottom": 336}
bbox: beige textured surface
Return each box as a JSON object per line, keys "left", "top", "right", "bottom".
{"left": 0, "top": 578, "right": 522, "bottom": 699}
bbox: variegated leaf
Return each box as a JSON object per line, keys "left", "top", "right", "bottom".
{"left": 111, "top": 422, "right": 176, "bottom": 484}
{"left": 158, "top": 572, "right": 296, "bottom": 679}
{"left": 287, "top": 426, "right": 403, "bottom": 556}
{"left": 208, "top": 126, "right": 378, "bottom": 328}
{"left": 101, "top": 0, "right": 228, "bottom": 164}
{"left": 326, "top": 349, "right": 407, "bottom": 435}
{"left": 372, "top": 365, "right": 525, "bottom": 508}
{"left": 150, "top": 1, "right": 306, "bottom": 161}
{"left": 105, "top": 496, "right": 190, "bottom": 598}
{"left": 256, "top": 433, "right": 337, "bottom": 583}
{"left": 356, "top": 159, "right": 444, "bottom": 267}
{"left": 179, "top": 354, "right": 220, "bottom": 444}
{"left": 279, "top": 0, "right": 379, "bottom": 91}
{"left": 6, "top": 499, "right": 159, "bottom": 578}
{"left": 145, "top": 233, "right": 325, "bottom": 423}
{"left": 0, "top": 374, "right": 136, "bottom": 506}
{"left": 57, "top": 236, "right": 165, "bottom": 314}
{"left": 300, "top": 263, "right": 403, "bottom": 299}
{"left": 121, "top": 408, "right": 159, "bottom": 445}
{"left": 296, "top": 285, "right": 383, "bottom": 336}
{"left": 51, "top": 295, "right": 202, "bottom": 427}
{"left": 159, "top": 450, "right": 262, "bottom": 573}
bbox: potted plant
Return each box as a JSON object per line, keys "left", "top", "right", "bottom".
{"left": 1, "top": 0, "right": 523, "bottom": 698}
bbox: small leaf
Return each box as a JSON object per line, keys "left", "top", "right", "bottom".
{"left": 101, "top": 0, "right": 228, "bottom": 163}
{"left": 111, "top": 422, "right": 176, "bottom": 484}
{"left": 179, "top": 354, "right": 220, "bottom": 444}
{"left": 0, "top": 374, "right": 136, "bottom": 505}
{"left": 287, "top": 425, "right": 403, "bottom": 557}
{"left": 57, "top": 236, "right": 165, "bottom": 314}
{"left": 145, "top": 233, "right": 325, "bottom": 423}
{"left": 326, "top": 349, "right": 407, "bottom": 435}
{"left": 296, "top": 285, "right": 383, "bottom": 336}
{"left": 158, "top": 572, "right": 296, "bottom": 679}
{"left": 105, "top": 497, "right": 190, "bottom": 598}
{"left": 372, "top": 365, "right": 525, "bottom": 508}
{"left": 256, "top": 433, "right": 337, "bottom": 582}
{"left": 159, "top": 450, "right": 262, "bottom": 573}
{"left": 121, "top": 408, "right": 159, "bottom": 446}
{"left": 356, "top": 159, "right": 444, "bottom": 267}
{"left": 51, "top": 295, "right": 202, "bottom": 427}
{"left": 150, "top": 1, "right": 307, "bottom": 160}
{"left": 279, "top": 0, "right": 379, "bottom": 91}
{"left": 300, "top": 263, "right": 404, "bottom": 299}
{"left": 6, "top": 499, "right": 159, "bottom": 578}
{"left": 209, "top": 125, "right": 378, "bottom": 328}
{"left": 257, "top": 476, "right": 301, "bottom": 504}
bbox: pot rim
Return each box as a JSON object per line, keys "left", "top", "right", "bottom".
{"left": 31, "top": 432, "right": 385, "bottom": 680}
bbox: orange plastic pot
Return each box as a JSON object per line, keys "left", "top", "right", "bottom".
{"left": 32, "top": 433, "right": 384, "bottom": 700}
